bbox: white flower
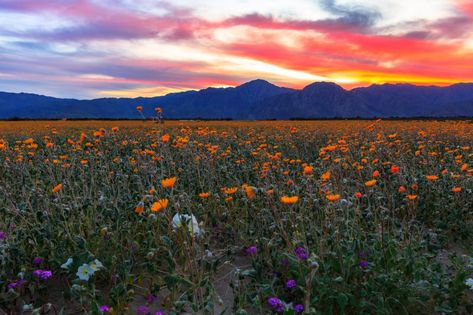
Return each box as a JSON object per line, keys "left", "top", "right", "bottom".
{"left": 172, "top": 213, "right": 201, "bottom": 236}
{"left": 466, "top": 278, "right": 473, "bottom": 290}
{"left": 89, "top": 259, "right": 103, "bottom": 272}
{"left": 76, "top": 264, "right": 95, "bottom": 281}
{"left": 61, "top": 257, "right": 73, "bottom": 269}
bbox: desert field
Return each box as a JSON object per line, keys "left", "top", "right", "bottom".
{"left": 0, "top": 120, "right": 472, "bottom": 314}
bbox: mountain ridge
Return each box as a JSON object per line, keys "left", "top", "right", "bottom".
{"left": 1, "top": 79, "right": 472, "bottom": 119}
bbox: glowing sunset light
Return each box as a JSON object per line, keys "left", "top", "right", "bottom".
{"left": 0, "top": 0, "right": 472, "bottom": 98}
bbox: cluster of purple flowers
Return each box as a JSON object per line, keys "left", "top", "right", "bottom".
{"left": 268, "top": 297, "right": 285, "bottom": 313}
{"left": 33, "top": 269, "right": 52, "bottom": 280}
{"left": 294, "top": 247, "right": 308, "bottom": 260}
{"left": 0, "top": 230, "right": 6, "bottom": 241}
{"left": 267, "top": 297, "right": 304, "bottom": 313}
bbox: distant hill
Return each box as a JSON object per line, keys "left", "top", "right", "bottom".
{"left": 1, "top": 79, "right": 472, "bottom": 119}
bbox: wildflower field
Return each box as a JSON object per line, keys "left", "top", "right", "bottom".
{"left": 0, "top": 120, "right": 472, "bottom": 314}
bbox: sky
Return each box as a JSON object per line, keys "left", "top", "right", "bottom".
{"left": 1, "top": 0, "right": 473, "bottom": 99}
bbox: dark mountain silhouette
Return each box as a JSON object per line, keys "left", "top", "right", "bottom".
{"left": 1, "top": 79, "right": 472, "bottom": 119}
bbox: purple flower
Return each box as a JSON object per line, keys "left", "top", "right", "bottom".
{"left": 294, "top": 304, "right": 304, "bottom": 313}
{"left": 99, "top": 305, "right": 110, "bottom": 313}
{"left": 359, "top": 260, "right": 369, "bottom": 269}
{"left": 280, "top": 258, "right": 289, "bottom": 266}
{"left": 246, "top": 245, "right": 257, "bottom": 255}
{"left": 286, "top": 279, "right": 297, "bottom": 289}
{"left": 137, "top": 305, "right": 150, "bottom": 315}
{"left": 146, "top": 294, "right": 157, "bottom": 303}
{"left": 33, "top": 269, "right": 52, "bottom": 280}
{"left": 7, "top": 282, "right": 17, "bottom": 290}
{"left": 33, "top": 257, "right": 43, "bottom": 265}
{"left": 267, "top": 297, "right": 285, "bottom": 313}
{"left": 0, "top": 231, "right": 6, "bottom": 240}
{"left": 7, "top": 279, "right": 27, "bottom": 290}
{"left": 154, "top": 312, "right": 164, "bottom": 315}
{"left": 294, "top": 247, "right": 308, "bottom": 260}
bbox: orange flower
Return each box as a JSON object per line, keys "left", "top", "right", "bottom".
{"left": 451, "top": 187, "right": 462, "bottom": 193}
{"left": 51, "top": 183, "right": 62, "bottom": 193}
{"left": 161, "top": 177, "right": 176, "bottom": 189}
{"left": 398, "top": 186, "right": 406, "bottom": 193}
{"left": 426, "top": 175, "right": 438, "bottom": 181}
{"left": 151, "top": 199, "right": 168, "bottom": 212}
{"left": 161, "top": 134, "right": 170, "bottom": 142}
{"left": 199, "top": 192, "right": 210, "bottom": 198}
{"left": 280, "top": 195, "right": 299, "bottom": 204}
{"left": 390, "top": 165, "right": 400, "bottom": 174}
{"left": 136, "top": 106, "right": 143, "bottom": 112}
{"left": 321, "top": 170, "right": 331, "bottom": 181}
{"left": 222, "top": 187, "right": 238, "bottom": 195}
{"left": 225, "top": 196, "right": 233, "bottom": 202}
{"left": 406, "top": 194, "right": 418, "bottom": 200}
{"left": 326, "top": 194, "right": 341, "bottom": 202}
{"left": 244, "top": 186, "right": 255, "bottom": 199}
{"left": 135, "top": 202, "right": 144, "bottom": 214}
{"left": 155, "top": 107, "right": 162, "bottom": 113}
{"left": 365, "top": 179, "right": 377, "bottom": 187}
{"left": 354, "top": 192, "right": 363, "bottom": 198}
{"left": 148, "top": 187, "right": 156, "bottom": 194}
{"left": 372, "top": 170, "right": 380, "bottom": 177}
{"left": 303, "top": 165, "right": 313, "bottom": 175}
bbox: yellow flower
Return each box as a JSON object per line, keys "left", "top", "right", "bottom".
{"left": 151, "top": 199, "right": 169, "bottom": 212}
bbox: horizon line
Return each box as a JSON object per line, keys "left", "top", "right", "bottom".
{"left": 1, "top": 79, "right": 473, "bottom": 101}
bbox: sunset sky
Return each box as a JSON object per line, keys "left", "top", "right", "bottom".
{"left": 1, "top": 0, "right": 473, "bottom": 98}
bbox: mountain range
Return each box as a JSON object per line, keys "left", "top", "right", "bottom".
{"left": 1, "top": 79, "right": 472, "bottom": 119}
